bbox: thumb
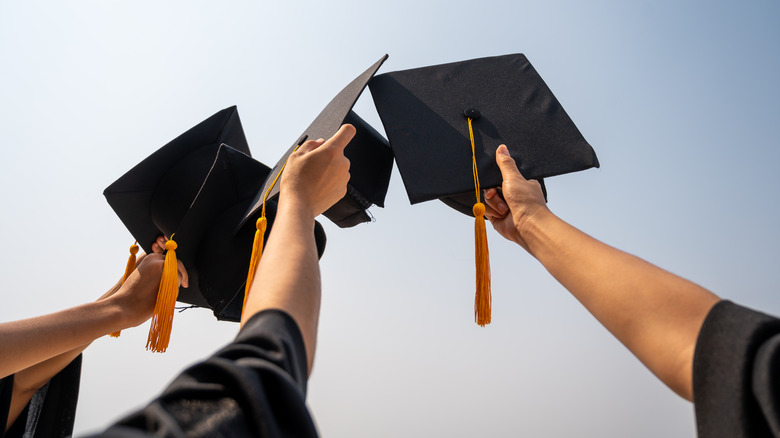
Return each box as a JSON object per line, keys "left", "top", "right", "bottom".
{"left": 321, "top": 123, "right": 356, "bottom": 154}
{"left": 495, "top": 145, "right": 525, "bottom": 181}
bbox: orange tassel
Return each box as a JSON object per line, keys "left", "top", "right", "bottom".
{"left": 110, "top": 242, "right": 139, "bottom": 338}
{"left": 242, "top": 217, "right": 268, "bottom": 316}
{"left": 146, "top": 238, "right": 179, "bottom": 352}
{"left": 241, "top": 143, "right": 301, "bottom": 319}
{"left": 467, "top": 116, "right": 492, "bottom": 326}
{"left": 473, "top": 203, "right": 491, "bottom": 326}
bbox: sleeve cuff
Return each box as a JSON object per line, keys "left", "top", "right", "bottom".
{"left": 693, "top": 300, "right": 780, "bottom": 437}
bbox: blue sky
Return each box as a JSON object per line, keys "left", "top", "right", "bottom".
{"left": 1, "top": 1, "right": 778, "bottom": 436}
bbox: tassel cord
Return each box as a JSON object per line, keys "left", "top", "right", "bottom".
{"left": 109, "top": 242, "right": 139, "bottom": 338}
{"left": 468, "top": 117, "right": 492, "bottom": 326}
{"left": 242, "top": 145, "right": 301, "bottom": 317}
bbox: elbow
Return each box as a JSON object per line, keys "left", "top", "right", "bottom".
{"left": 664, "top": 345, "right": 696, "bottom": 402}
{"left": 12, "top": 375, "right": 49, "bottom": 400}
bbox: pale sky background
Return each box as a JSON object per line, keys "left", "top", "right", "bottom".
{"left": 1, "top": 1, "right": 779, "bottom": 436}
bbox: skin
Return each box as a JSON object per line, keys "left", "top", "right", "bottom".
{"left": 482, "top": 144, "right": 720, "bottom": 402}
{"left": 3, "top": 123, "right": 352, "bottom": 430}
{"left": 241, "top": 124, "right": 354, "bottom": 375}
{"left": 2, "top": 247, "right": 188, "bottom": 431}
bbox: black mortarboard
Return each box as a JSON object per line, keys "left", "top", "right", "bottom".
{"left": 104, "top": 106, "right": 327, "bottom": 328}
{"left": 368, "top": 54, "right": 599, "bottom": 325}
{"left": 368, "top": 53, "right": 599, "bottom": 215}
{"left": 242, "top": 55, "right": 394, "bottom": 229}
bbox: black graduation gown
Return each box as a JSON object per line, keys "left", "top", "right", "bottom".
{"left": 0, "top": 355, "right": 81, "bottom": 438}
{"left": 91, "top": 309, "right": 318, "bottom": 438}
{"left": 694, "top": 300, "right": 780, "bottom": 437}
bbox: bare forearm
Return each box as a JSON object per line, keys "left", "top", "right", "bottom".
{"left": 240, "top": 127, "right": 351, "bottom": 374}
{"left": 523, "top": 209, "right": 720, "bottom": 400}
{"left": 0, "top": 300, "right": 127, "bottom": 379}
{"left": 5, "top": 282, "right": 121, "bottom": 383}
{"left": 241, "top": 198, "right": 321, "bottom": 374}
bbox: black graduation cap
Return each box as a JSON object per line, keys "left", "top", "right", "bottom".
{"left": 368, "top": 53, "right": 599, "bottom": 216}
{"left": 242, "top": 55, "right": 394, "bottom": 229}
{"left": 104, "top": 106, "right": 327, "bottom": 324}
{"left": 368, "top": 54, "right": 599, "bottom": 326}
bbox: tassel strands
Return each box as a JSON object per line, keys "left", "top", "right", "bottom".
{"left": 473, "top": 202, "right": 491, "bottom": 326}
{"left": 467, "top": 115, "right": 492, "bottom": 326}
{"left": 110, "top": 242, "right": 139, "bottom": 338}
{"left": 242, "top": 217, "right": 268, "bottom": 316}
{"left": 146, "top": 238, "right": 179, "bottom": 352}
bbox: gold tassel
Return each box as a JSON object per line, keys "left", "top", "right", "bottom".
{"left": 473, "top": 203, "right": 491, "bottom": 326}
{"left": 467, "top": 116, "right": 492, "bottom": 326}
{"left": 241, "top": 142, "right": 302, "bottom": 318}
{"left": 242, "top": 217, "right": 268, "bottom": 315}
{"left": 146, "top": 238, "right": 179, "bottom": 352}
{"left": 110, "top": 242, "right": 139, "bottom": 338}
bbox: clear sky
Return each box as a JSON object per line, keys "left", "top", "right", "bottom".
{"left": 1, "top": 1, "right": 779, "bottom": 436}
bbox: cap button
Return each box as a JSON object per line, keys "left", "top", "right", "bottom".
{"left": 464, "top": 108, "right": 481, "bottom": 120}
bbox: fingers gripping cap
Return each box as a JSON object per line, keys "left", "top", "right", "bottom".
{"left": 368, "top": 54, "right": 599, "bottom": 326}
{"left": 104, "top": 107, "right": 327, "bottom": 323}
{"left": 241, "top": 55, "right": 394, "bottom": 230}
{"left": 368, "top": 53, "right": 599, "bottom": 216}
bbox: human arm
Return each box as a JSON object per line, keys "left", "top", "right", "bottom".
{"left": 0, "top": 253, "right": 177, "bottom": 380}
{"left": 5, "top": 279, "right": 123, "bottom": 431}
{"left": 5, "top": 240, "right": 187, "bottom": 385}
{"left": 89, "top": 179, "right": 344, "bottom": 438}
{"left": 241, "top": 124, "right": 354, "bottom": 375}
{"left": 8, "top": 264, "right": 132, "bottom": 393}
{"left": 483, "top": 144, "right": 720, "bottom": 401}
{"left": 1, "top": 251, "right": 189, "bottom": 431}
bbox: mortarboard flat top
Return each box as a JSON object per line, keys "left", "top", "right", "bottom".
{"left": 104, "top": 106, "right": 249, "bottom": 256}
{"left": 368, "top": 53, "right": 599, "bottom": 216}
{"left": 242, "top": 55, "right": 394, "bottom": 229}
{"left": 104, "top": 107, "right": 326, "bottom": 321}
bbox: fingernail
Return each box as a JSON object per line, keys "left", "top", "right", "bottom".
{"left": 498, "top": 201, "right": 508, "bottom": 214}
{"left": 497, "top": 145, "right": 509, "bottom": 156}
{"left": 484, "top": 189, "right": 494, "bottom": 199}
{"left": 316, "top": 138, "right": 325, "bottom": 142}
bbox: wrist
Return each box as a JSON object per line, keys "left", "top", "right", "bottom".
{"left": 100, "top": 294, "right": 138, "bottom": 331}
{"left": 515, "top": 205, "right": 554, "bottom": 254}
{"left": 277, "top": 195, "right": 318, "bottom": 223}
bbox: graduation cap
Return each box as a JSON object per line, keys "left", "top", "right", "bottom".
{"left": 104, "top": 106, "right": 327, "bottom": 352}
{"left": 368, "top": 54, "right": 599, "bottom": 325}
{"left": 241, "top": 54, "right": 394, "bottom": 230}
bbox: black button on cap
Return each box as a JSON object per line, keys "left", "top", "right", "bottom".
{"left": 464, "top": 108, "right": 481, "bottom": 120}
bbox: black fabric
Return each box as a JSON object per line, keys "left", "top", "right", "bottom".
{"left": 104, "top": 106, "right": 250, "bottom": 258}
{"left": 693, "top": 300, "right": 780, "bottom": 437}
{"left": 320, "top": 110, "right": 394, "bottom": 227}
{"left": 753, "top": 334, "right": 780, "bottom": 435}
{"left": 0, "top": 374, "right": 12, "bottom": 436}
{"left": 104, "top": 107, "right": 327, "bottom": 321}
{"left": 368, "top": 53, "right": 598, "bottom": 217}
{"left": 92, "top": 309, "right": 317, "bottom": 438}
{"left": 242, "top": 55, "right": 393, "bottom": 229}
{"left": 1, "top": 355, "right": 82, "bottom": 438}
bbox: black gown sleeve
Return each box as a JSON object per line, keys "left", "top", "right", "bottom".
{"left": 0, "top": 374, "right": 13, "bottom": 437}
{"left": 0, "top": 355, "right": 82, "bottom": 438}
{"left": 93, "top": 309, "right": 318, "bottom": 438}
{"left": 693, "top": 300, "right": 780, "bottom": 437}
